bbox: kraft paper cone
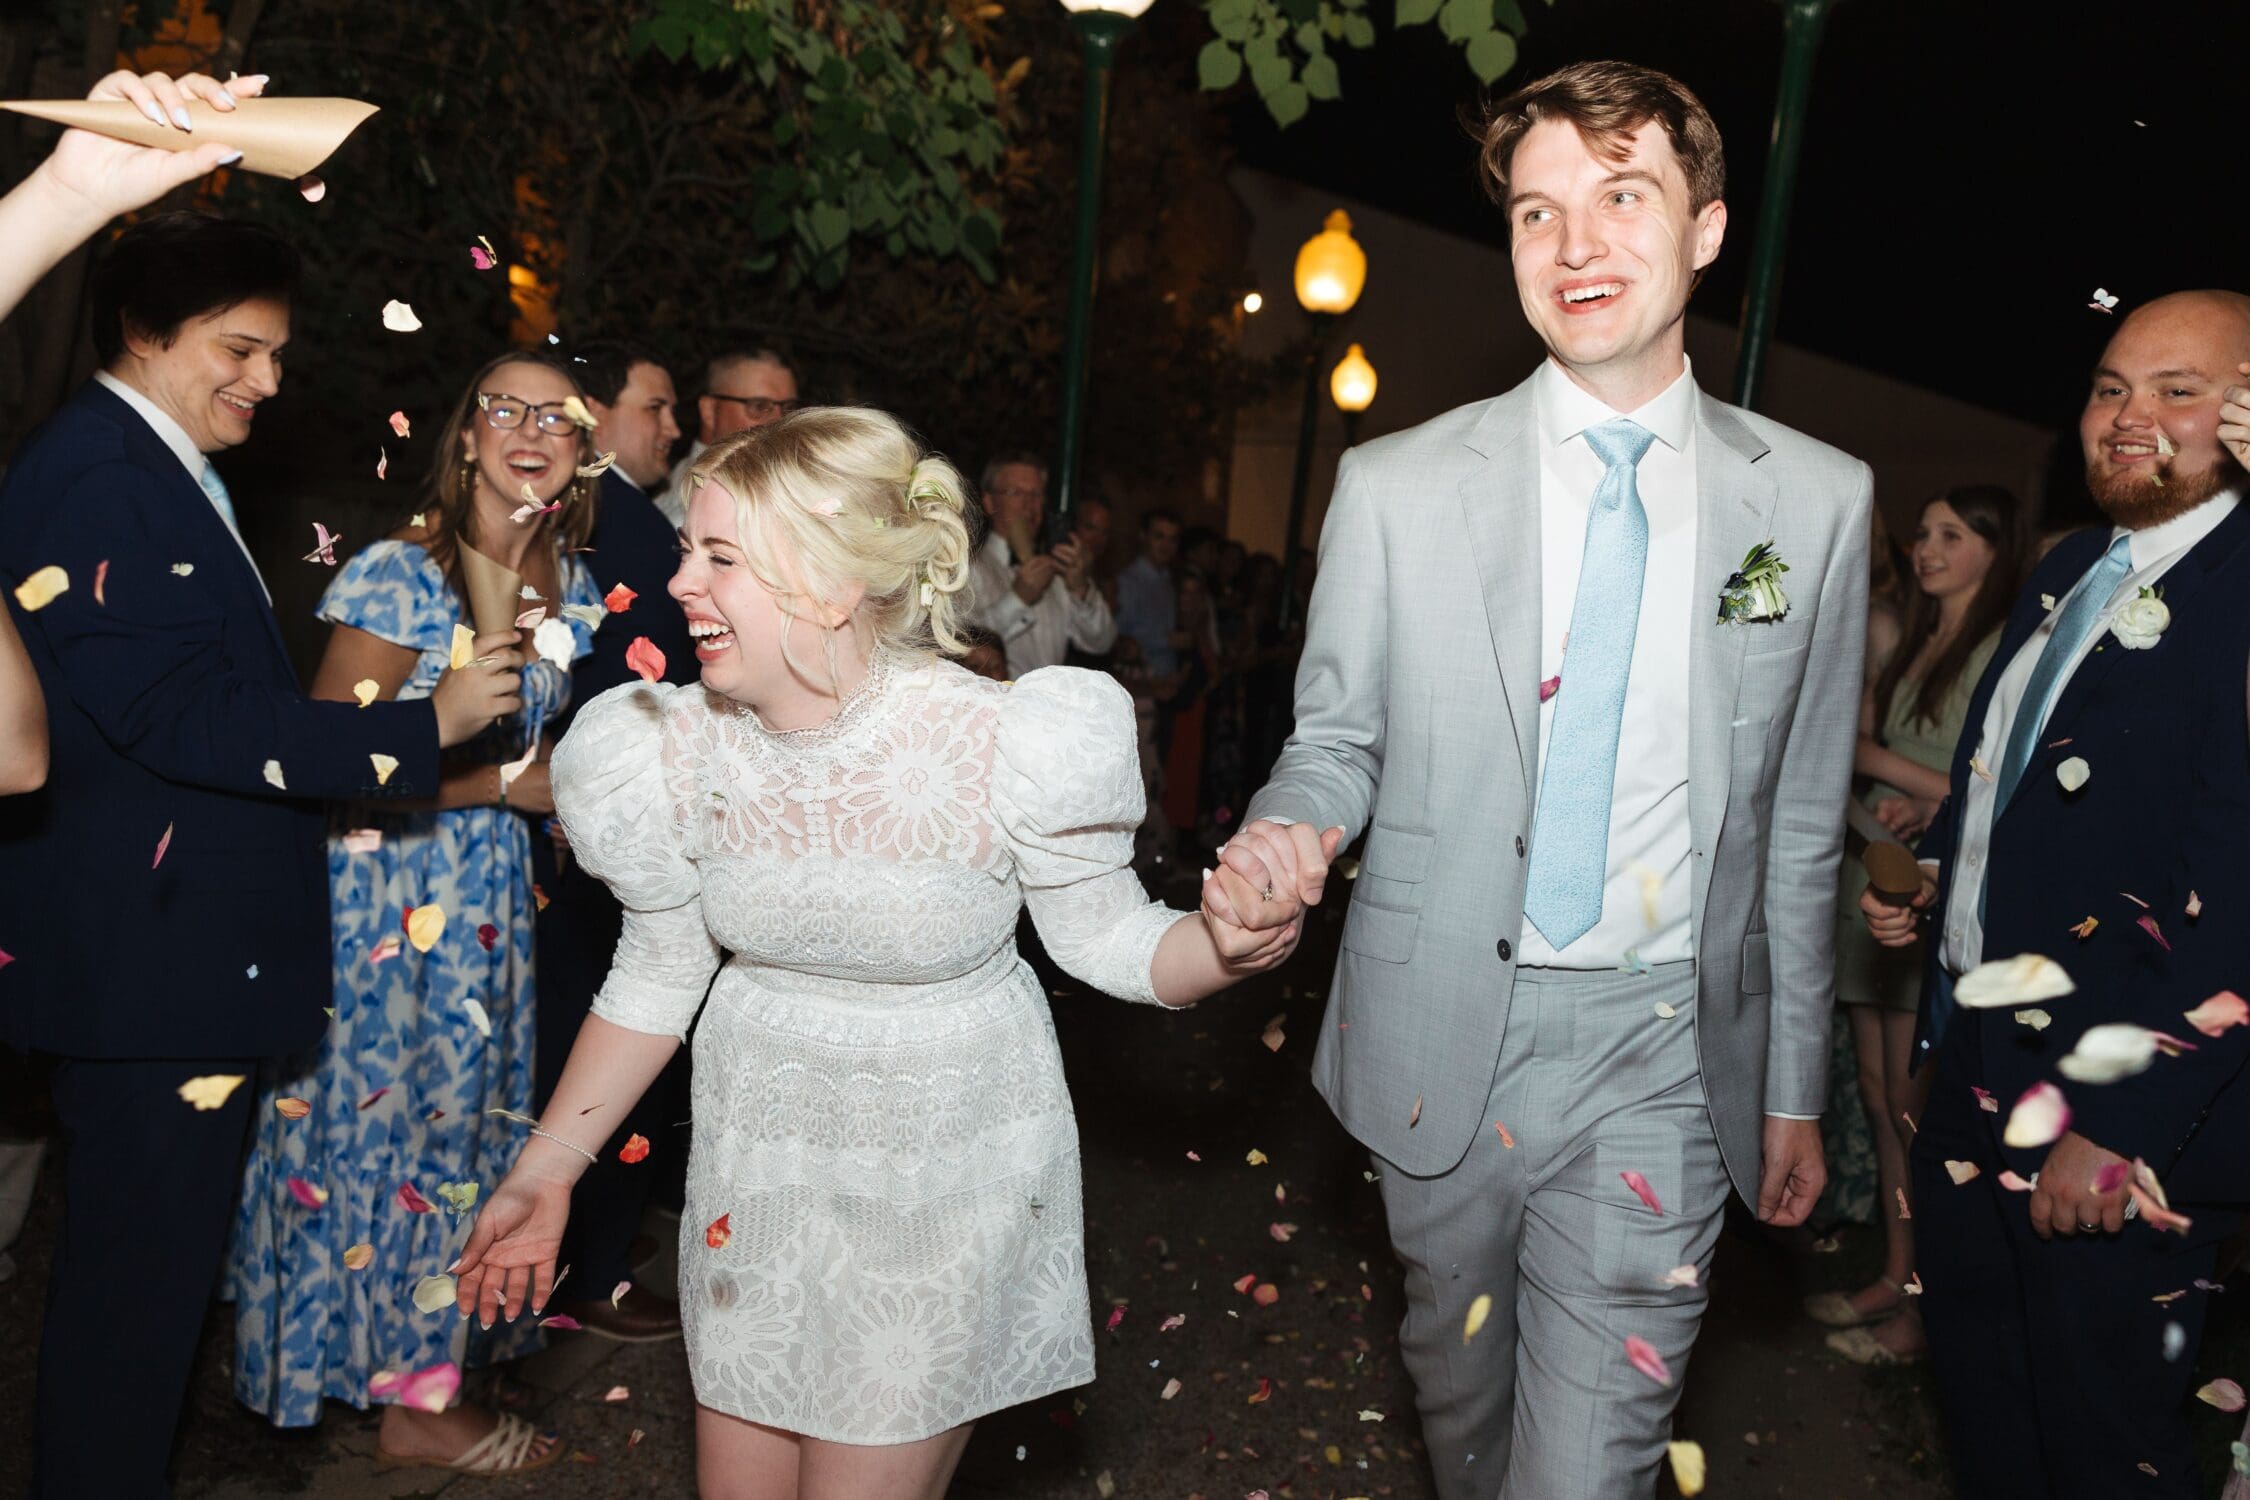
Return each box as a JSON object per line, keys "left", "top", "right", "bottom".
{"left": 458, "top": 545, "right": 527, "bottom": 638}
{"left": 1862, "top": 842, "right": 1926, "bottom": 907}
{"left": 0, "top": 96, "right": 378, "bottom": 180}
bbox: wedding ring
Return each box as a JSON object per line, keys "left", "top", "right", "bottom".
{"left": 1262, "top": 883, "right": 1275, "bottom": 902}
{"left": 2078, "top": 1221, "right": 2099, "bottom": 1232}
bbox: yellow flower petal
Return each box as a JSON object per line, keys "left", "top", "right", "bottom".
{"left": 1667, "top": 1439, "right": 1707, "bottom": 1496}
{"left": 449, "top": 623, "right": 474, "bottom": 671}
{"left": 177, "top": 1074, "right": 247, "bottom": 1111}
{"left": 406, "top": 904, "right": 446, "bottom": 953}
{"left": 12, "top": 565, "right": 67, "bottom": 611}
{"left": 353, "top": 678, "right": 378, "bottom": 707}
{"left": 1463, "top": 1291, "right": 1492, "bottom": 1344}
{"left": 371, "top": 753, "right": 399, "bottom": 786}
{"left": 342, "top": 1242, "right": 374, "bottom": 1271}
{"left": 412, "top": 1273, "right": 457, "bottom": 1314}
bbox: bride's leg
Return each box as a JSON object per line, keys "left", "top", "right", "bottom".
{"left": 696, "top": 1406, "right": 802, "bottom": 1500}
{"left": 799, "top": 1423, "right": 975, "bottom": 1500}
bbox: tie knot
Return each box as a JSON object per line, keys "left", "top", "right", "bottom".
{"left": 1583, "top": 418, "right": 1656, "bottom": 472}
{"left": 2099, "top": 532, "right": 2134, "bottom": 571}
{"left": 199, "top": 465, "right": 230, "bottom": 505}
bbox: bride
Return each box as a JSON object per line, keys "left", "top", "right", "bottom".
{"left": 451, "top": 406, "right": 1327, "bottom": 1498}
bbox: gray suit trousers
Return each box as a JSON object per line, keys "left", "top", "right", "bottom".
{"left": 1374, "top": 962, "right": 1727, "bottom": 1500}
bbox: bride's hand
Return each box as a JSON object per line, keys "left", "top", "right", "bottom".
{"left": 452, "top": 1172, "right": 572, "bottom": 1329}
{"left": 1200, "top": 861, "right": 1304, "bottom": 974}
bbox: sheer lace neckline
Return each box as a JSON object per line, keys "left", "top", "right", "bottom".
{"left": 731, "top": 642, "right": 909, "bottom": 746}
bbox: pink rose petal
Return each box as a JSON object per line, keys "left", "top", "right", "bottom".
{"left": 1619, "top": 1170, "right": 1665, "bottom": 1216}
{"left": 367, "top": 1369, "right": 403, "bottom": 1399}
{"left": 1104, "top": 1306, "right": 1126, "bottom": 1334}
{"left": 1998, "top": 1170, "right": 2038, "bottom": 1192}
{"left": 1624, "top": 1334, "right": 1673, "bottom": 1385}
{"left": 284, "top": 1176, "right": 328, "bottom": 1209}
{"left": 2093, "top": 1160, "right": 2132, "bottom": 1194}
{"left": 152, "top": 821, "right": 173, "bottom": 869}
{"left": 1159, "top": 1313, "right": 1186, "bottom": 1332}
{"left": 540, "top": 1314, "right": 583, "bottom": 1331}
{"left": 2199, "top": 1378, "right": 2246, "bottom": 1412}
{"left": 625, "top": 636, "right": 665, "bottom": 683}
{"left": 2138, "top": 914, "right": 2172, "bottom": 951}
{"left": 1540, "top": 675, "right": 1561, "bottom": 703}
{"left": 397, "top": 1181, "right": 434, "bottom": 1213}
{"left": 1972, "top": 1086, "right": 1999, "bottom": 1113}
{"left": 396, "top": 1361, "right": 461, "bottom": 1414}
{"left": 2185, "top": 991, "right": 2250, "bottom": 1038}
{"left": 2002, "top": 1081, "right": 2071, "bottom": 1149}
{"left": 470, "top": 244, "right": 496, "bottom": 271}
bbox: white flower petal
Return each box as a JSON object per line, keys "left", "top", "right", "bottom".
{"left": 1955, "top": 953, "right": 2076, "bottom": 1009}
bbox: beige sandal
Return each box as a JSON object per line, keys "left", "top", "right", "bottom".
{"left": 1825, "top": 1324, "right": 1925, "bottom": 1366}
{"left": 1803, "top": 1278, "right": 1905, "bottom": 1328}
{"left": 377, "top": 1411, "right": 564, "bottom": 1475}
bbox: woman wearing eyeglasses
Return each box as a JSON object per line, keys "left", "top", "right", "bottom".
{"left": 228, "top": 353, "right": 607, "bottom": 1474}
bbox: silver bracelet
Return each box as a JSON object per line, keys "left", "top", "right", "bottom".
{"left": 526, "top": 1126, "right": 598, "bottom": 1165}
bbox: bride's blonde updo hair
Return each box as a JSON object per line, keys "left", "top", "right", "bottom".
{"left": 683, "top": 406, "right": 974, "bottom": 685}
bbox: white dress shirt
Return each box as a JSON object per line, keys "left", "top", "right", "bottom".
{"left": 968, "top": 531, "right": 1117, "bottom": 677}
{"left": 95, "top": 369, "right": 267, "bottom": 597}
{"left": 1518, "top": 357, "right": 1700, "bottom": 969}
{"left": 1936, "top": 491, "right": 2240, "bottom": 973}
{"left": 658, "top": 439, "right": 706, "bottom": 529}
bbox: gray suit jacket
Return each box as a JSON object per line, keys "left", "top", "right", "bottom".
{"left": 1245, "top": 371, "right": 1871, "bottom": 1199}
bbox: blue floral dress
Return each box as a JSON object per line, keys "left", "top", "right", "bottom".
{"left": 230, "top": 539, "right": 598, "bottom": 1427}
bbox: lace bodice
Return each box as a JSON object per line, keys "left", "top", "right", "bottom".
{"left": 550, "top": 650, "right": 1180, "bottom": 1036}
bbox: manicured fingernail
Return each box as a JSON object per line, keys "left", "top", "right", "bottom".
{"left": 140, "top": 99, "right": 167, "bottom": 126}
{"left": 216, "top": 88, "right": 238, "bottom": 108}
{"left": 444, "top": 1257, "right": 461, "bottom": 1272}
{"left": 170, "top": 106, "right": 193, "bottom": 130}
{"left": 217, "top": 149, "right": 243, "bottom": 165}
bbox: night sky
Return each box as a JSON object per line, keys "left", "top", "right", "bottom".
{"left": 1233, "top": 0, "right": 2250, "bottom": 436}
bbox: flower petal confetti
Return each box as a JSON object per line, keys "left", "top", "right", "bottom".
{"left": 360, "top": 1087, "right": 390, "bottom": 1110}
{"left": 375, "top": 447, "right": 388, "bottom": 481}
{"left": 533, "top": 616, "right": 578, "bottom": 668}
{"left": 2016, "top": 1008, "right": 2053, "bottom": 1031}
{"left": 285, "top": 1176, "right": 328, "bottom": 1209}
{"left": 371, "top": 753, "right": 399, "bottom": 786}
{"left": 1409, "top": 1094, "right": 1423, "bottom": 1127}
{"left": 1998, "top": 1170, "right": 2037, "bottom": 1192}
{"left": 1246, "top": 1377, "right": 1273, "bottom": 1404}
{"left": 706, "top": 1213, "right": 731, "bottom": 1250}
{"left": 13, "top": 565, "right": 67, "bottom": 611}
{"left": 2186, "top": 991, "right": 2250, "bottom": 1037}
{"left": 1944, "top": 1160, "right": 1981, "bottom": 1185}
{"left": 1268, "top": 1221, "right": 1297, "bottom": 1242}
{"left": 603, "top": 582, "right": 637, "bottom": 614}
{"left": 470, "top": 235, "right": 497, "bottom": 270}
{"left": 1159, "top": 1313, "right": 1186, "bottom": 1332}
{"left": 262, "top": 759, "right": 286, "bottom": 790}
{"left": 92, "top": 559, "right": 107, "bottom": 604}
{"left": 1160, "top": 1377, "right": 1182, "bottom": 1400}
{"left": 397, "top": 1181, "right": 435, "bottom": 1213}
{"left": 1625, "top": 1334, "right": 1673, "bottom": 1385}
{"left": 1245, "top": 1149, "right": 1268, "bottom": 1166}
{"left": 2003, "top": 1081, "right": 2071, "bottom": 1149}
{"left": 275, "top": 1096, "right": 311, "bottom": 1119}
{"left": 625, "top": 636, "right": 666, "bottom": 683}
{"left": 450, "top": 623, "right": 474, "bottom": 671}
{"left": 2060, "top": 1023, "right": 2194, "bottom": 1083}
{"left": 1955, "top": 953, "right": 2076, "bottom": 1009}
{"left": 1463, "top": 1293, "right": 1492, "bottom": 1343}
{"left": 2138, "top": 913, "right": 2173, "bottom": 951}
{"left": 302, "top": 522, "right": 341, "bottom": 566}
{"left": 540, "top": 1314, "right": 581, "bottom": 1330}
{"left": 1667, "top": 1439, "right": 1707, "bottom": 1496}
{"left": 342, "top": 1242, "right": 374, "bottom": 1271}
{"left": 461, "top": 997, "right": 491, "bottom": 1038}
{"left": 611, "top": 1280, "right": 631, "bottom": 1309}
{"left": 1620, "top": 1170, "right": 1665, "bottom": 1215}
{"left": 2055, "top": 756, "right": 2090, "bottom": 791}
{"left": 1252, "top": 1282, "right": 1279, "bottom": 1306}
{"left": 2094, "top": 1160, "right": 2133, "bottom": 1194}
{"left": 434, "top": 1180, "right": 479, "bottom": 1213}
{"left": 2198, "top": 1379, "right": 2247, "bottom": 1413}
{"left": 2071, "top": 915, "right": 2099, "bottom": 939}
{"left": 2089, "top": 287, "right": 2120, "bottom": 312}
{"left": 152, "top": 820, "right": 174, "bottom": 869}
{"left": 380, "top": 299, "right": 422, "bottom": 332}
{"left": 476, "top": 923, "right": 499, "bottom": 952}
{"left": 560, "top": 395, "right": 598, "bottom": 430}
{"left": 352, "top": 677, "right": 379, "bottom": 707}
{"left": 178, "top": 1073, "right": 246, "bottom": 1110}
{"left": 171, "top": 562, "right": 193, "bottom": 576}
{"left": 619, "top": 1133, "right": 651, "bottom": 1163}
{"left": 1972, "top": 1086, "right": 1999, "bottom": 1112}
{"left": 396, "top": 1361, "right": 460, "bottom": 1413}
{"left": 1661, "top": 1264, "right": 1699, "bottom": 1289}
{"left": 2129, "top": 1159, "right": 2193, "bottom": 1234}
{"left": 412, "top": 1274, "right": 457, "bottom": 1314}
{"left": 406, "top": 903, "right": 445, "bottom": 953}
{"left": 369, "top": 933, "right": 401, "bottom": 964}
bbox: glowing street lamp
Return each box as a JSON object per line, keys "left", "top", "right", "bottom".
{"left": 1052, "top": 0, "right": 1158, "bottom": 522}
{"left": 1329, "top": 343, "right": 1376, "bottom": 412}
{"left": 1280, "top": 211, "right": 1366, "bottom": 628}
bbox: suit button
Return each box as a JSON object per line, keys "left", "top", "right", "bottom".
{"left": 1496, "top": 939, "right": 1513, "bottom": 962}
{"left": 1514, "top": 835, "right": 1526, "bottom": 858}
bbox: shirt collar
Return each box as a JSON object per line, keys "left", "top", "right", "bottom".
{"left": 2115, "top": 487, "right": 2240, "bottom": 571}
{"left": 94, "top": 369, "right": 208, "bottom": 484}
{"left": 1533, "top": 355, "right": 1698, "bottom": 456}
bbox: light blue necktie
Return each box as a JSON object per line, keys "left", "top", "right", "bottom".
{"left": 198, "top": 463, "right": 241, "bottom": 535}
{"left": 1524, "top": 417, "right": 1655, "bottom": 950}
{"left": 1992, "top": 532, "right": 2134, "bottom": 811}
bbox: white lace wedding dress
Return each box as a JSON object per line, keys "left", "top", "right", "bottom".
{"left": 549, "top": 648, "right": 1183, "bottom": 1443}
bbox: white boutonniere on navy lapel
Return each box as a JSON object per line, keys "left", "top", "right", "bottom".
{"left": 2109, "top": 585, "right": 2170, "bottom": 650}
{"left": 1716, "top": 540, "right": 1791, "bottom": 625}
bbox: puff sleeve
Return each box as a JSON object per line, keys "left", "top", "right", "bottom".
{"left": 550, "top": 681, "right": 721, "bottom": 1040}
{"left": 992, "top": 667, "right": 1187, "bottom": 1004}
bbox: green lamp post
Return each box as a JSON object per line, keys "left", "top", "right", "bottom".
{"left": 1052, "top": 0, "right": 1156, "bottom": 523}
{"left": 1730, "top": 0, "right": 1837, "bottom": 412}
{"left": 1278, "top": 210, "right": 1367, "bottom": 630}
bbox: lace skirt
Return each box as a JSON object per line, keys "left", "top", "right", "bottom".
{"left": 676, "top": 952, "right": 1094, "bottom": 1443}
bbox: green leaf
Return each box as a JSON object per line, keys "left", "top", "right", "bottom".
{"left": 1301, "top": 53, "right": 1341, "bottom": 99}
{"left": 962, "top": 209, "right": 1000, "bottom": 256}
{"left": 1209, "top": 0, "right": 1256, "bottom": 41}
{"left": 1395, "top": 0, "right": 1441, "bottom": 23}
{"left": 808, "top": 201, "right": 851, "bottom": 251}
{"left": 927, "top": 126, "right": 963, "bottom": 157}
{"left": 1247, "top": 48, "right": 1294, "bottom": 95}
{"left": 1493, "top": 0, "right": 1528, "bottom": 28}
{"left": 1438, "top": 0, "right": 1491, "bottom": 43}
{"left": 1279, "top": 0, "right": 1320, "bottom": 19}
{"left": 1464, "top": 26, "right": 1517, "bottom": 82}
{"left": 1264, "top": 80, "right": 1310, "bottom": 126}
{"left": 1342, "top": 12, "right": 1376, "bottom": 45}
{"left": 1197, "top": 38, "right": 1244, "bottom": 90}
{"left": 1295, "top": 20, "right": 1324, "bottom": 52}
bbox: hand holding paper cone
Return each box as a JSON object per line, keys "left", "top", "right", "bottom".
{"left": 2, "top": 96, "right": 378, "bottom": 181}
{"left": 458, "top": 546, "right": 529, "bottom": 639}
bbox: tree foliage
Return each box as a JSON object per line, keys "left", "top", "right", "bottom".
{"left": 1197, "top": 0, "right": 1537, "bottom": 126}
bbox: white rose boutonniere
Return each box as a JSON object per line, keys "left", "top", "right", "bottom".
{"left": 2111, "top": 585, "right": 2169, "bottom": 650}
{"left": 1716, "top": 541, "right": 1790, "bottom": 625}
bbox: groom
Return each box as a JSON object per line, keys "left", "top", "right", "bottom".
{"left": 1220, "top": 61, "right": 1869, "bottom": 1498}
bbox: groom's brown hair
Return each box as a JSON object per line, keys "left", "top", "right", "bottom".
{"left": 1475, "top": 60, "right": 1725, "bottom": 219}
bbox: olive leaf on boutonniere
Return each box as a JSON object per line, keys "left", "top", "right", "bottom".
{"left": 2111, "top": 585, "right": 2170, "bottom": 650}
{"left": 1716, "top": 541, "right": 1790, "bottom": 624}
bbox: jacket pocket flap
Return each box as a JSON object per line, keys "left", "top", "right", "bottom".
{"left": 1341, "top": 898, "right": 1419, "bottom": 965}
{"left": 1363, "top": 824, "right": 1435, "bottom": 884}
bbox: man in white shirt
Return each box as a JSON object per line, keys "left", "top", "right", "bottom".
{"left": 967, "top": 450, "right": 1115, "bottom": 677}
{"left": 1221, "top": 61, "right": 1869, "bottom": 1499}
{"left": 660, "top": 345, "right": 800, "bottom": 527}
{"left": 1864, "top": 290, "right": 2250, "bottom": 1498}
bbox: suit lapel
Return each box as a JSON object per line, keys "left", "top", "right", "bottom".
{"left": 1687, "top": 394, "right": 1776, "bottom": 942}
{"left": 1456, "top": 383, "right": 1541, "bottom": 798}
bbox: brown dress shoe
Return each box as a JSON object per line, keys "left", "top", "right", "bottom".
{"left": 549, "top": 1286, "right": 683, "bottom": 1343}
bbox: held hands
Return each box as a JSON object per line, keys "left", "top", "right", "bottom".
{"left": 1198, "top": 823, "right": 1345, "bottom": 973}
{"left": 2027, "top": 1130, "right": 2130, "bottom": 1240}
{"left": 431, "top": 630, "right": 524, "bottom": 748}
{"left": 1859, "top": 870, "right": 1938, "bottom": 948}
{"left": 44, "top": 71, "right": 268, "bottom": 223}
{"left": 2222, "top": 363, "right": 2250, "bottom": 471}
{"left": 451, "top": 1169, "right": 573, "bottom": 1330}
{"left": 1871, "top": 794, "right": 1939, "bottom": 841}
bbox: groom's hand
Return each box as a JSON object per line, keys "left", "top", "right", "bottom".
{"left": 1757, "top": 1116, "right": 1826, "bottom": 1227}
{"left": 1216, "top": 820, "right": 1346, "bottom": 931}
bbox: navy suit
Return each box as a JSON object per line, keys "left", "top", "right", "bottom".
{"left": 532, "top": 470, "right": 698, "bottom": 1291}
{"left": 0, "top": 381, "right": 439, "bottom": 1497}
{"left": 1910, "top": 504, "right": 2250, "bottom": 1498}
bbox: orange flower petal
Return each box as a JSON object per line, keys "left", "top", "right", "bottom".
{"left": 705, "top": 1212, "right": 731, "bottom": 1250}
